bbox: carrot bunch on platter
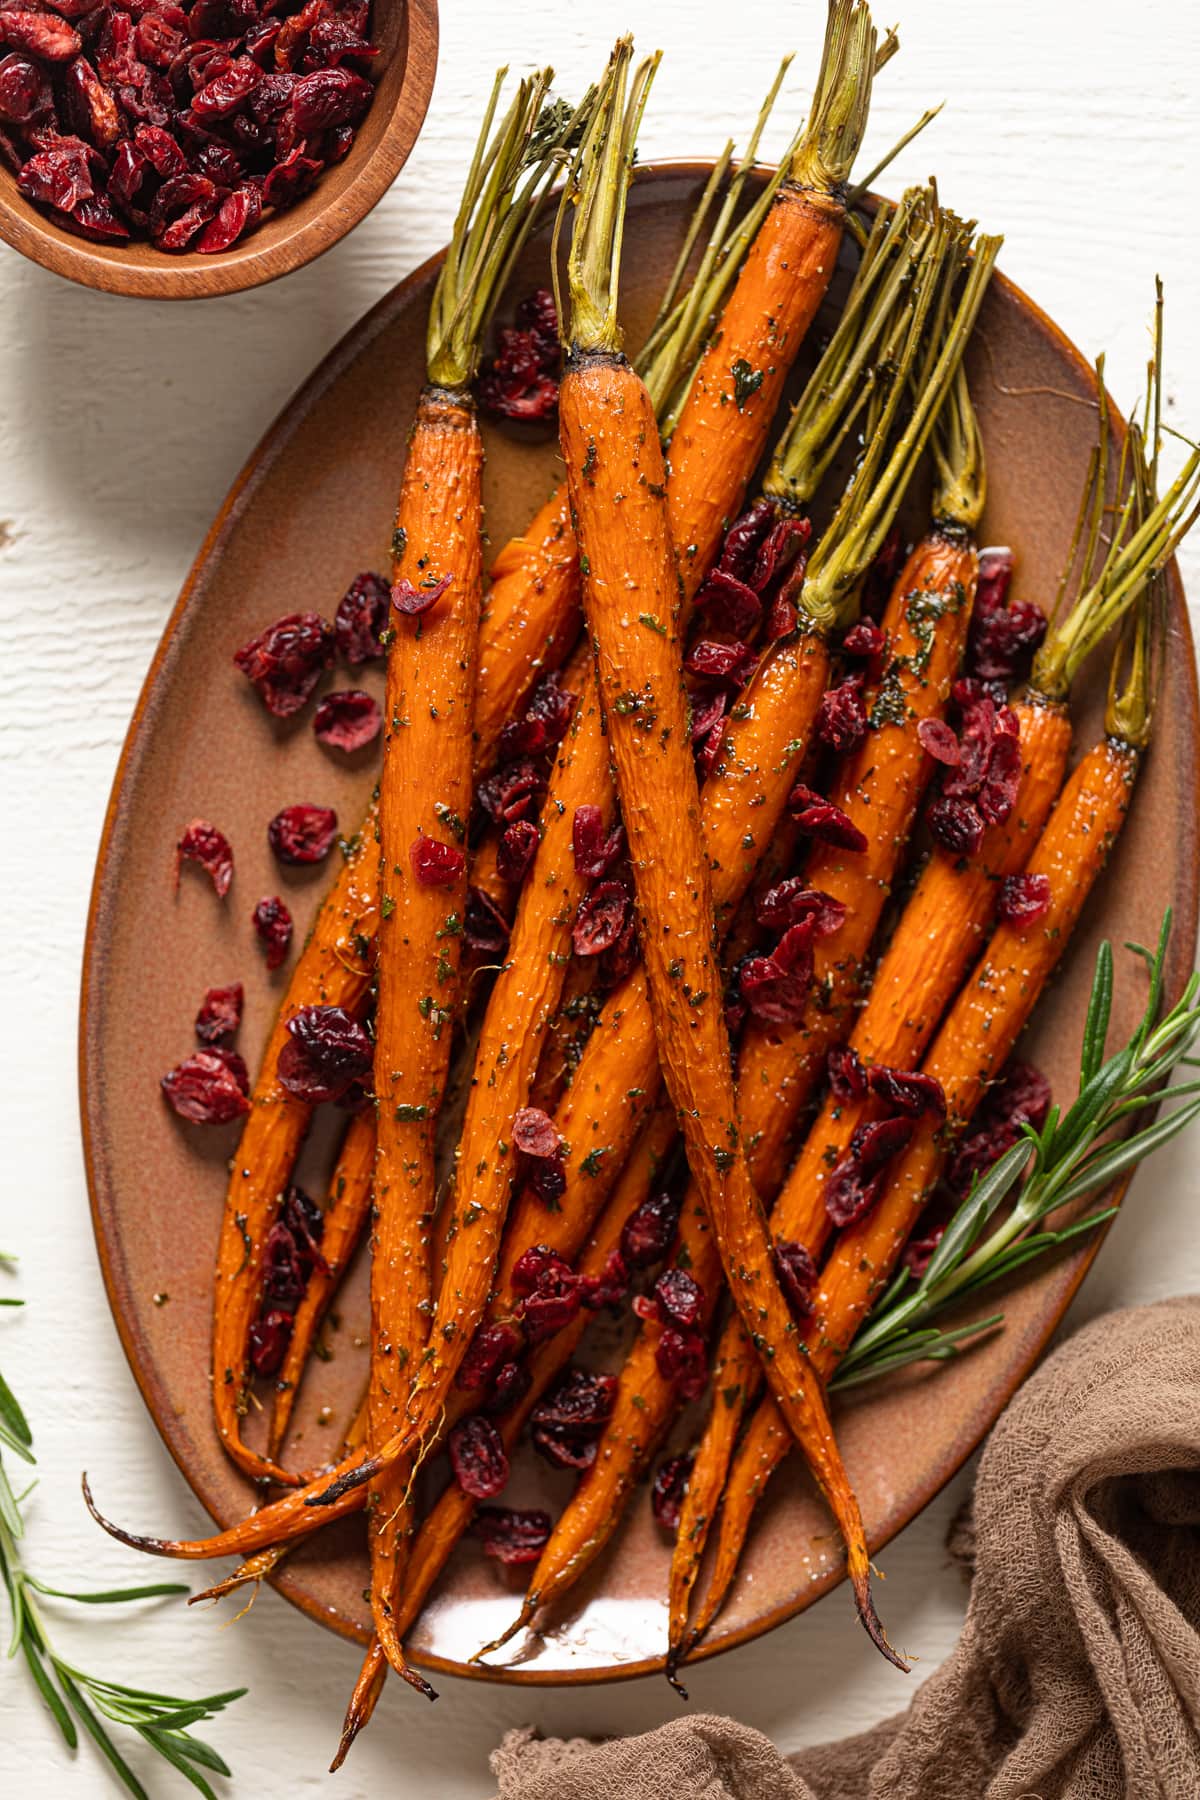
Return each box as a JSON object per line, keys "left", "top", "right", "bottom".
{"left": 89, "top": 6, "right": 1200, "bottom": 1765}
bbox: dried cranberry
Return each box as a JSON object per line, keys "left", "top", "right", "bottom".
{"left": 511, "top": 1245, "right": 571, "bottom": 1297}
{"left": 195, "top": 982, "right": 243, "bottom": 1044}
{"left": 524, "top": 671, "right": 575, "bottom": 746}
{"left": 269, "top": 804, "right": 338, "bottom": 865}
{"left": 19, "top": 140, "right": 94, "bottom": 212}
{"left": 482, "top": 1359, "right": 532, "bottom": 1418}
{"left": 999, "top": 871, "right": 1052, "bottom": 927}
{"left": 621, "top": 1190, "right": 680, "bottom": 1271}
{"left": 63, "top": 55, "right": 120, "bottom": 149}
{"left": 276, "top": 1004, "right": 371, "bottom": 1103}
{"left": 967, "top": 547, "right": 1046, "bottom": 683}
{"left": 842, "top": 620, "right": 885, "bottom": 657}
{"left": 949, "top": 1060, "right": 1051, "bottom": 1196}
{"left": 476, "top": 759, "right": 545, "bottom": 825}
{"left": 248, "top": 1307, "right": 293, "bottom": 1375}
{"left": 577, "top": 1247, "right": 629, "bottom": 1310}
{"left": 738, "top": 942, "right": 812, "bottom": 1027}
{"left": 68, "top": 195, "right": 131, "bottom": 242}
{"left": 407, "top": 834, "right": 463, "bottom": 889}
{"left": 572, "top": 805, "right": 625, "bottom": 880}
{"left": 472, "top": 1507, "right": 551, "bottom": 1566}
{"left": 334, "top": 571, "right": 390, "bottom": 663}
{"left": 234, "top": 610, "right": 333, "bottom": 716}
{"left": 716, "top": 499, "right": 777, "bottom": 581}
{"left": 572, "top": 880, "right": 631, "bottom": 957}
{"left": 253, "top": 895, "right": 293, "bottom": 969}
{"left": 788, "top": 784, "right": 868, "bottom": 853}
{"left": 464, "top": 885, "right": 510, "bottom": 954}
{"left": 455, "top": 1321, "right": 523, "bottom": 1393}
{"left": 263, "top": 147, "right": 322, "bottom": 210}
{"left": 196, "top": 181, "right": 261, "bottom": 250}
{"left": 867, "top": 1066, "right": 946, "bottom": 1120}
{"left": 478, "top": 290, "right": 560, "bottom": 421}
{"left": 305, "top": 16, "right": 378, "bottom": 68}
{"left": 531, "top": 1368, "right": 617, "bottom": 1437}
{"left": 755, "top": 880, "right": 845, "bottom": 938}
{"left": 312, "top": 688, "right": 380, "bottom": 752}
{"left": 651, "top": 1452, "right": 694, "bottom": 1532}
{"left": 649, "top": 1267, "right": 704, "bottom": 1331}
{"left": 655, "top": 1328, "right": 707, "bottom": 1401}
{"left": 496, "top": 820, "right": 539, "bottom": 885}
{"left": 694, "top": 567, "right": 762, "bottom": 639}
{"left": 530, "top": 1422, "right": 598, "bottom": 1471}
{"left": 161, "top": 1047, "right": 249, "bottom": 1124}
{"left": 750, "top": 514, "right": 810, "bottom": 596}
{"left": 851, "top": 1113, "right": 915, "bottom": 1176}
{"left": 448, "top": 1415, "right": 509, "bottom": 1500}
{"left": 132, "top": 124, "right": 182, "bottom": 177}
{"left": 903, "top": 1225, "right": 945, "bottom": 1278}
{"left": 817, "top": 677, "right": 868, "bottom": 754}
{"left": 289, "top": 63, "right": 370, "bottom": 131}
{"left": 175, "top": 820, "right": 234, "bottom": 897}
{"left": 928, "top": 796, "right": 985, "bottom": 857}
{"left": 192, "top": 52, "right": 261, "bottom": 118}
{"left": 515, "top": 1258, "right": 581, "bottom": 1344}
{"left": 978, "top": 719, "right": 1022, "bottom": 826}
{"left": 512, "top": 1106, "right": 563, "bottom": 1161}
{"left": 0, "top": 12, "right": 82, "bottom": 61}
{"left": 827, "top": 1043, "right": 868, "bottom": 1102}
{"left": 282, "top": 1184, "right": 326, "bottom": 1267}
{"left": 824, "top": 1158, "right": 884, "bottom": 1229}
{"left": 773, "top": 1239, "right": 818, "bottom": 1321}
{"left": 0, "top": 53, "right": 52, "bottom": 125}
{"left": 152, "top": 172, "right": 219, "bottom": 250}
{"left": 391, "top": 571, "right": 452, "bottom": 618}
{"left": 918, "top": 717, "right": 960, "bottom": 764}
{"left": 685, "top": 639, "right": 757, "bottom": 690}
{"left": 690, "top": 689, "right": 728, "bottom": 779}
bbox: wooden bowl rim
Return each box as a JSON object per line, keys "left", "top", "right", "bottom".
{"left": 79, "top": 158, "right": 1200, "bottom": 1683}
{"left": 0, "top": 0, "right": 438, "bottom": 301}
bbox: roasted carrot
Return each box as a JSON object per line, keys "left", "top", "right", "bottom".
{"left": 469, "top": 40, "right": 900, "bottom": 1666}
{"left": 364, "top": 71, "right": 596, "bottom": 1705}
{"left": 268, "top": 1112, "right": 376, "bottom": 1457}
{"left": 682, "top": 376, "right": 1200, "bottom": 1651}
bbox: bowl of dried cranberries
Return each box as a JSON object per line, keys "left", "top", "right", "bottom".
{"left": 0, "top": 0, "right": 437, "bottom": 298}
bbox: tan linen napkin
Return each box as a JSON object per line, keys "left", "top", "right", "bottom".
{"left": 491, "top": 1295, "right": 1200, "bottom": 1800}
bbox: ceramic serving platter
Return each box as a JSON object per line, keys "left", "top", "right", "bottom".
{"left": 80, "top": 164, "right": 1198, "bottom": 1683}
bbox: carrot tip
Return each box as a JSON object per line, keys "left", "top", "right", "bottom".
{"left": 852, "top": 1565, "right": 910, "bottom": 1673}
{"left": 664, "top": 1660, "right": 690, "bottom": 1703}
{"left": 306, "top": 1456, "right": 378, "bottom": 1508}
{"left": 471, "top": 1601, "right": 533, "bottom": 1664}
{"left": 80, "top": 1473, "right": 177, "bottom": 1559}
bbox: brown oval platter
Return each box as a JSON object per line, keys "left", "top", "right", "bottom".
{"left": 79, "top": 162, "right": 1199, "bottom": 1683}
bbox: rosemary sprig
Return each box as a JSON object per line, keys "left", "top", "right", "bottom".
{"left": 1, "top": 1280, "right": 244, "bottom": 1798}
{"left": 833, "top": 910, "right": 1200, "bottom": 1390}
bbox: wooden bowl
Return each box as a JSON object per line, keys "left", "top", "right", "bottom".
{"left": 0, "top": 0, "right": 437, "bottom": 300}
{"left": 80, "top": 163, "right": 1198, "bottom": 1681}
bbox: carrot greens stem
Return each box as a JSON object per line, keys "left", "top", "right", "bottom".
{"left": 788, "top": 0, "right": 890, "bottom": 194}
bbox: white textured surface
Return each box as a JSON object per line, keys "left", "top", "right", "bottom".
{"left": 2, "top": 2, "right": 1199, "bottom": 1795}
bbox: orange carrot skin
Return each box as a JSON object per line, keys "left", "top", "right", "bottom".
{"left": 212, "top": 825, "right": 377, "bottom": 1484}
{"left": 561, "top": 348, "right": 874, "bottom": 1609}
{"left": 369, "top": 387, "right": 483, "bottom": 1672}
{"left": 476, "top": 487, "right": 579, "bottom": 769}
{"left": 689, "top": 735, "right": 1139, "bottom": 1647}
{"left": 269, "top": 1111, "right": 377, "bottom": 1456}
{"left": 667, "top": 184, "right": 845, "bottom": 590}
